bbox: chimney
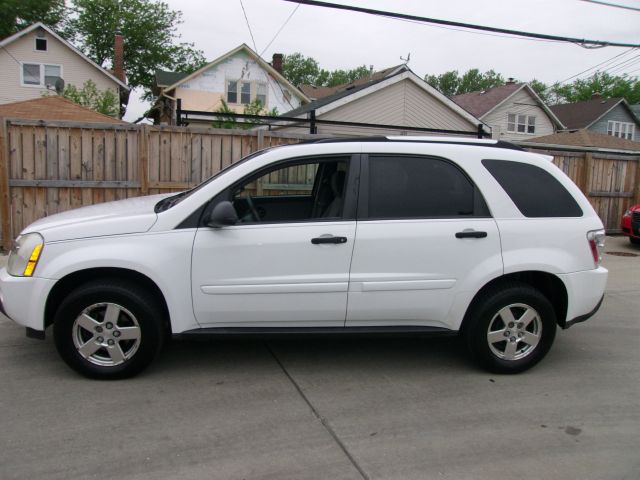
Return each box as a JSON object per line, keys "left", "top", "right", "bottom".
{"left": 114, "top": 32, "right": 125, "bottom": 83}
{"left": 506, "top": 77, "right": 516, "bottom": 84}
{"left": 591, "top": 92, "right": 602, "bottom": 100}
{"left": 272, "top": 53, "right": 283, "bottom": 74}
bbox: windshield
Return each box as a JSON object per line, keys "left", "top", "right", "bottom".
{"left": 154, "top": 147, "right": 275, "bottom": 213}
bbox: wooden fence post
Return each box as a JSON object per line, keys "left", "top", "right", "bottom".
{"left": 0, "top": 118, "right": 12, "bottom": 252}
{"left": 634, "top": 158, "right": 640, "bottom": 206}
{"left": 138, "top": 125, "right": 149, "bottom": 195}
{"left": 581, "top": 152, "right": 594, "bottom": 197}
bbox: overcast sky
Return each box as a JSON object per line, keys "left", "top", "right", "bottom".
{"left": 123, "top": 0, "right": 640, "bottom": 122}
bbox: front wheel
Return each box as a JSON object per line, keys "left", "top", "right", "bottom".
{"left": 53, "top": 279, "right": 165, "bottom": 379}
{"left": 464, "top": 282, "right": 557, "bottom": 374}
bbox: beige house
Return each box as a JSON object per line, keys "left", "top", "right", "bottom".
{"left": 151, "top": 44, "right": 308, "bottom": 125}
{"left": 0, "top": 23, "right": 128, "bottom": 115}
{"left": 281, "top": 67, "right": 487, "bottom": 137}
{"left": 453, "top": 82, "right": 564, "bottom": 141}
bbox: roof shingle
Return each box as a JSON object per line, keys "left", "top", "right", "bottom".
{"left": 452, "top": 83, "right": 523, "bottom": 118}
{"left": 550, "top": 97, "right": 625, "bottom": 130}
{"left": 525, "top": 129, "right": 639, "bottom": 151}
{"left": 0, "top": 96, "right": 127, "bottom": 124}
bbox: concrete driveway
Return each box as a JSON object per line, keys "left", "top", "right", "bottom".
{"left": 1, "top": 237, "right": 639, "bottom": 480}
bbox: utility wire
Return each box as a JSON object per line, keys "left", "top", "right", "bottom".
{"left": 580, "top": 0, "right": 640, "bottom": 12}
{"left": 282, "top": 0, "right": 640, "bottom": 48}
{"left": 557, "top": 48, "right": 635, "bottom": 83}
{"left": 260, "top": 4, "right": 300, "bottom": 56}
{"left": 239, "top": 0, "right": 259, "bottom": 53}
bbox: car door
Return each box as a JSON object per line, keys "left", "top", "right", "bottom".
{"left": 346, "top": 154, "right": 503, "bottom": 329}
{"left": 191, "top": 155, "right": 359, "bottom": 328}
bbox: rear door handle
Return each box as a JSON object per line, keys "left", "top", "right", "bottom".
{"left": 455, "top": 230, "right": 487, "bottom": 239}
{"left": 311, "top": 235, "right": 348, "bottom": 245}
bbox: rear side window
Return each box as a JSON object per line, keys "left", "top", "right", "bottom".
{"left": 482, "top": 159, "right": 582, "bottom": 217}
{"left": 367, "top": 155, "right": 487, "bottom": 219}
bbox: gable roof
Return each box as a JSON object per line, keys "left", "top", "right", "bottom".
{"left": 453, "top": 82, "right": 564, "bottom": 129}
{"left": 161, "top": 43, "right": 309, "bottom": 102}
{"left": 299, "top": 64, "right": 407, "bottom": 99}
{"left": 550, "top": 97, "right": 638, "bottom": 130}
{"left": 283, "top": 68, "right": 487, "bottom": 133}
{"left": 0, "top": 23, "right": 129, "bottom": 90}
{"left": 0, "top": 96, "right": 127, "bottom": 124}
{"left": 452, "top": 83, "right": 523, "bottom": 118}
{"left": 524, "top": 129, "right": 639, "bottom": 152}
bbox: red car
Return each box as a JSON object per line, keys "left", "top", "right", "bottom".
{"left": 621, "top": 205, "right": 640, "bottom": 245}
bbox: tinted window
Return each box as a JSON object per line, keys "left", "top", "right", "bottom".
{"left": 482, "top": 159, "right": 583, "bottom": 217}
{"left": 368, "top": 156, "right": 478, "bottom": 219}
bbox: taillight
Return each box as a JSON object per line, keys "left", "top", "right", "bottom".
{"left": 587, "top": 229, "right": 605, "bottom": 267}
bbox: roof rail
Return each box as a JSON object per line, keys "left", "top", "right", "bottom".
{"left": 302, "top": 136, "right": 524, "bottom": 151}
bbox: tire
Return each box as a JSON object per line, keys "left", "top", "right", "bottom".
{"left": 53, "top": 279, "right": 165, "bottom": 379}
{"left": 463, "top": 282, "right": 557, "bottom": 374}
{"left": 630, "top": 237, "right": 640, "bottom": 246}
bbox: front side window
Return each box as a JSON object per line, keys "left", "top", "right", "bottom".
{"left": 507, "top": 113, "right": 536, "bottom": 134}
{"left": 228, "top": 157, "right": 350, "bottom": 224}
{"left": 366, "top": 156, "right": 483, "bottom": 219}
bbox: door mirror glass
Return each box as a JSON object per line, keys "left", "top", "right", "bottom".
{"left": 207, "top": 201, "right": 239, "bottom": 228}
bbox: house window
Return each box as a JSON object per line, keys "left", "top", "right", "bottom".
{"left": 256, "top": 82, "right": 267, "bottom": 106}
{"left": 608, "top": 120, "right": 635, "bottom": 140}
{"left": 21, "top": 63, "right": 61, "bottom": 87}
{"left": 507, "top": 113, "right": 536, "bottom": 134}
{"left": 227, "top": 80, "right": 237, "bottom": 103}
{"left": 35, "top": 38, "right": 47, "bottom": 51}
{"left": 240, "top": 82, "right": 251, "bottom": 104}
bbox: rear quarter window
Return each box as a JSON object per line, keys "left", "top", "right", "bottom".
{"left": 482, "top": 159, "right": 583, "bottom": 217}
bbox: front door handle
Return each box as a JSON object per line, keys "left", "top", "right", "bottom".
{"left": 455, "top": 230, "right": 487, "bottom": 239}
{"left": 311, "top": 235, "right": 348, "bottom": 245}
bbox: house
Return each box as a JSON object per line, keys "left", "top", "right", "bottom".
{"left": 151, "top": 44, "right": 309, "bottom": 125}
{"left": 550, "top": 96, "right": 640, "bottom": 142}
{"left": 521, "top": 129, "right": 640, "bottom": 153}
{"left": 452, "top": 81, "right": 564, "bottom": 141}
{"left": 0, "top": 23, "right": 129, "bottom": 117}
{"left": 280, "top": 66, "right": 487, "bottom": 137}
{"left": 0, "top": 96, "right": 127, "bottom": 124}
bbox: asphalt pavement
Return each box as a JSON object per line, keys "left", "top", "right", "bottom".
{"left": 1, "top": 237, "right": 639, "bottom": 480}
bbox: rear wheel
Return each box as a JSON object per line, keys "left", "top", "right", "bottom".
{"left": 464, "top": 282, "right": 557, "bottom": 374}
{"left": 630, "top": 237, "right": 640, "bottom": 246}
{"left": 53, "top": 279, "right": 165, "bottom": 379}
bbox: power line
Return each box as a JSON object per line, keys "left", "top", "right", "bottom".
{"left": 580, "top": 0, "right": 640, "bottom": 12}
{"left": 557, "top": 48, "right": 635, "bottom": 83}
{"left": 603, "top": 54, "right": 640, "bottom": 74}
{"left": 239, "top": 0, "right": 259, "bottom": 53}
{"left": 260, "top": 4, "right": 300, "bottom": 56}
{"left": 283, "top": 0, "right": 640, "bottom": 48}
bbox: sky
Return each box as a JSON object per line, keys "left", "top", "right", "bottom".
{"left": 123, "top": 0, "right": 640, "bottom": 122}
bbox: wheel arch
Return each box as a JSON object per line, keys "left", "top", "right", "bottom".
{"left": 45, "top": 268, "right": 171, "bottom": 333}
{"left": 461, "top": 271, "right": 569, "bottom": 332}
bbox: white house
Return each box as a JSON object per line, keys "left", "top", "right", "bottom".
{"left": 151, "top": 44, "right": 309, "bottom": 125}
{"left": 0, "top": 23, "right": 128, "bottom": 116}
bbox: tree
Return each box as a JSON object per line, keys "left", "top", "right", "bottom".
{"left": 212, "top": 100, "right": 279, "bottom": 129}
{"left": 282, "top": 53, "right": 370, "bottom": 87}
{"left": 0, "top": 0, "right": 65, "bottom": 39}
{"left": 65, "top": 0, "right": 206, "bottom": 101}
{"left": 549, "top": 72, "right": 640, "bottom": 105}
{"left": 529, "top": 79, "right": 550, "bottom": 103}
{"left": 425, "top": 69, "right": 505, "bottom": 96}
{"left": 58, "top": 80, "right": 120, "bottom": 117}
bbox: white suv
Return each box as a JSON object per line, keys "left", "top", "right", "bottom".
{"left": 0, "top": 137, "right": 607, "bottom": 378}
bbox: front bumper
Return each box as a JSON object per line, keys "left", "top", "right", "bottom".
{"left": 0, "top": 267, "right": 56, "bottom": 332}
{"left": 557, "top": 267, "right": 608, "bottom": 329}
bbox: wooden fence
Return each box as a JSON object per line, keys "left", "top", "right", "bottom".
{"left": 1, "top": 117, "right": 639, "bottom": 251}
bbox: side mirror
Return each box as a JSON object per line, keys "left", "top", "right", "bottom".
{"left": 206, "top": 201, "right": 238, "bottom": 228}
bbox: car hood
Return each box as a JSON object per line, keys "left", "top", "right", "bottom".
{"left": 23, "top": 193, "right": 174, "bottom": 243}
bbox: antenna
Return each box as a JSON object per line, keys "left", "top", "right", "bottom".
{"left": 400, "top": 52, "right": 411, "bottom": 65}
{"left": 54, "top": 77, "right": 65, "bottom": 95}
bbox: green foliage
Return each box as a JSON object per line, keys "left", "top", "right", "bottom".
{"left": 58, "top": 80, "right": 120, "bottom": 117}
{"left": 212, "top": 100, "right": 279, "bottom": 129}
{"left": 0, "top": 0, "right": 65, "bottom": 39}
{"left": 425, "top": 69, "right": 505, "bottom": 97}
{"left": 528, "top": 79, "right": 550, "bottom": 103}
{"left": 65, "top": 0, "right": 206, "bottom": 100}
{"left": 282, "top": 53, "right": 370, "bottom": 87}
{"left": 549, "top": 72, "right": 640, "bottom": 105}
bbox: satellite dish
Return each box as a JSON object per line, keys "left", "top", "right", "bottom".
{"left": 54, "top": 77, "right": 65, "bottom": 95}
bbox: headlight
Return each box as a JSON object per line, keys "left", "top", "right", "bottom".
{"left": 7, "top": 233, "right": 44, "bottom": 277}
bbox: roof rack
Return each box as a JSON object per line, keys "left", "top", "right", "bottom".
{"left": 303, "top": 136, "right": 524, "bottom": 151}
